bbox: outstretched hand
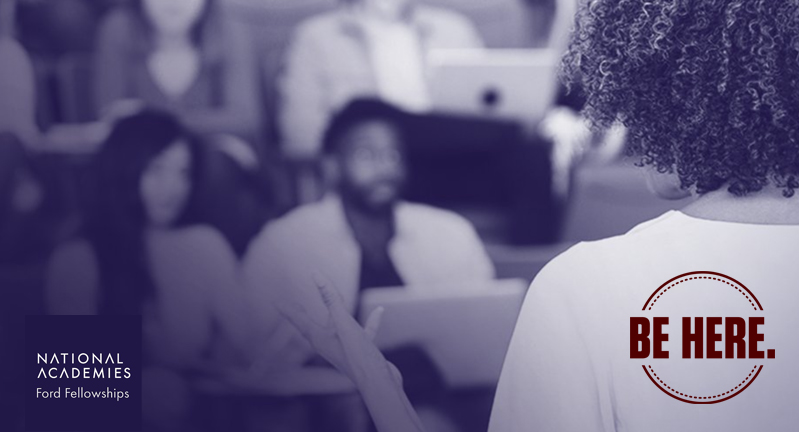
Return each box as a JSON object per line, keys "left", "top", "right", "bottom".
{"left": 277, "top": 273, "right": 400, "bottom": 385}
{"left": 278, "top": 274, "right": 424, "bottom": 432}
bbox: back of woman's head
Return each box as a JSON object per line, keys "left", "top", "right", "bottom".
{"left": 564, "top": 0, "right": 799, "bottom": 197}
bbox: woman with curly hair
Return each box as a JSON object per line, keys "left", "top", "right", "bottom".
{"left": 273, "top": 1, "right": 799, "bottom": 431}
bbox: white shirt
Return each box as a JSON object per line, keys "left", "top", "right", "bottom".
{"left": 361, "top": 16, "right": 432, "bottom": 112}
{"left": 278, "top": 6, "right": 483, "bottom": 158}
{"left": 242, "top": 195, "right": 495, "bottom": 366}
{"left": 490, "top": 211, "right": 799, "bottom": 432}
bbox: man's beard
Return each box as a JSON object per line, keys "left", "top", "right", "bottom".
{"left": 340, "top": 180, "right": 403, "bottom": 216}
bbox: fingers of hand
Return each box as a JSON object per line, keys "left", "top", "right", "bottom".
{"left": 387, "top": 361, "right": 404, "bottom": 386}
{"left": 279, "top": 300, "right": 350, "bottom": 371}
{"left": 312, "top": 273, "right": 355, "bottom": 331}
{"left": 364, "top": 306, "right": 384, "bottom": 341}
{"left": 276, "top": 300, "right": 324, "bottom": 340}
{"left": 312, "top": 272, "right": 346, "bottom": 307}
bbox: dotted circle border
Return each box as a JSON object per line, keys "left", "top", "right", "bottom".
{"left": 648, "top": 276, "right": 757, "bottom": 311}
{"left": 642, "top": 271, "right": 763, "bottom": 311}
{"left": 646, "top": 365, "right": 759, "bottom": 401}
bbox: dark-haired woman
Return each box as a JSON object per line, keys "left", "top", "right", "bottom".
{"left": 45, "top": 111, "right": 363, "bottom": 431}
{"left": 45, "top": 111, "right": 252, "bottom": 430}
{"left": 45, "top": 110, "right": 250, "bottom": 359}
{"left": 278, "top": 1, "right": 799, "bottom": 431}
{"left": 94, "top": 0, "right": 259, "bottom": 140}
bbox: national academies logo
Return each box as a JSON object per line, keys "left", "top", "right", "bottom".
{"left": 25, "top": 316, "right": 142, "bottom": 431}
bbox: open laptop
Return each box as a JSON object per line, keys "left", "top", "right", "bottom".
{"left": 427, "top": 49, "right": 560, "bottom": 123}
{"left": 358, "top": 279, "right": 528, "bottom": 388}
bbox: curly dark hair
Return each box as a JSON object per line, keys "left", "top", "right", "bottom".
{"left": 563, "top": 0, "right": 799, "bottom": 197}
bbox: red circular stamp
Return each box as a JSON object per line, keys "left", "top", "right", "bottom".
{"left": 631, "top": 271, "right": 774, "bottom": 404}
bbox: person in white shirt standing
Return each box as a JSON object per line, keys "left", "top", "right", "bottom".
{"left": 278, "top": 0, "right": 483, "bottom": 160}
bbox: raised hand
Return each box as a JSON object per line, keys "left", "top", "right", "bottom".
{"left": 278, "top": 273, "right": 424, "bottom": 432}
{"left": 277, "top": 273, "right": 387, "bottom": 382}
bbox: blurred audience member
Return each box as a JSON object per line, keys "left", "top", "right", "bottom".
{"left": 0, "top": 32, "right": 39, "bottom": 147}
{"left": 244, "top": 99, "right": 495, "bottom": 432}
{"left": 520, "top": 0, "right": 556, "bottom": 47}
{"left": 45, "top": 111, "right": 252, "bottom": 431}
{"left": 0, "top": 0, "right": 16, "bottom": 38}
{"left": 0, "top": 134, "right": 48, "bottom": 266}
{"left": 549, "top": 0, "right": 578, "bottom": 53}
{"left": 278, "top": 0, "right": 484, "bottom": 159}
{"left": 518, "top": 0, "right": 577, "bottom": 51}
{"left": 197, "top": 133, "right": 276, "bottom": 256}
{"left": 16, "top": 0, "right": 99, "bottom": 57}
{"left": 94, "top": 0, "right": 260, "bottom": 141}
{"left": 0, "top": 18, "right": 55, "bottom": 428}
{"left": 0, "top": 133, "right": 41, "bottom": 432}
{"left": 0, "top": 20, "right": 56, "bottom": 266}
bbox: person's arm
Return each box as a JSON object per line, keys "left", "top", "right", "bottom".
{"left": 452, "top": 217, "right": 496, "bottom": 280}
{"left": 549, "top": 0, "right": 578, "bottom": 53}
{"left": 420, "top": 211, "right": 495, "bottom": 283}
{"left": 456, "top": 14, "right": 485, "bottom": 49}
{"left": 93, "top": 9, "right": 135, "bottom": 117}
{"left": 278, "top": 276, "right": 425, "bottom": 432}
{"left": 425, "top": 7, "right": 485, "bottom": 49}
{"left": 241, "top": 224, "right": 316, "bottom": 369}
{"left": 488, "top": 247, "right": 606, "bottom": 432}
{"left": 199, "top": 227, "right": 256, "bottom": 362}
{"left": 218, "top": 364, "right": 358, "bottom": 396}
{"left": 0, "top": 38, "right": 40, "bottom": 147}
{"left": 277, "top": 22, "right": 329, "bottom": 160}
{"left": 180, "top": 21, "right": 260, "bottom": 139}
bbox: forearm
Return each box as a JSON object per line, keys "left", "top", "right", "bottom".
{"left": 276, "top": 276, "right": 427, "bottom": 431}
{"left": 261, "top": 366, "right": 358, "bottom": 396}
{"left": 189, "top": 362, "right": 358, "bottom": 397}
{"left": 350, "top": 355, "right": 426, "bottom": 432}
{"left": 182, "top": 108, "right": 258, "bottom": 140}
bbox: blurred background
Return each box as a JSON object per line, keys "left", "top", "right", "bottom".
{"left": 0, "top": 0, "right": 693, "bottom": 431}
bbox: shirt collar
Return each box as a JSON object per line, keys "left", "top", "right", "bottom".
{"left": 324, "top": 193, "right": 411, "bottom": 241}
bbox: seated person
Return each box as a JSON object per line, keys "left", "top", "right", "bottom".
{"left": 0, "top": 0, "right": 11, "bottom": 37}
{"left": 0, "top": 29, "right": 68, "bottom": 321}
{"left": 0, "top": 31, "right": 39, "bottom": 147}
{"left": 278, "top": 0, "right": 566, "bottom": 242}
{"left": 0, "top": 133, "right": 48, "bottom": 432}
{"left": 94, "top": 0, "right": 259, "bottom": 141}
{"left": 0, "top": 133, "right": 48, "bottom": 267}
{"left": 0, "top": 28, "right": 49, "bottom": 265}
{"left": 45, "top": 110, "right": 253, "bottom": 431}
{"left": 243, "top": 99, "right": 495, "bottom": 430}
{"left": 278, "top": 0, "right": 484, "bottom": 159}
